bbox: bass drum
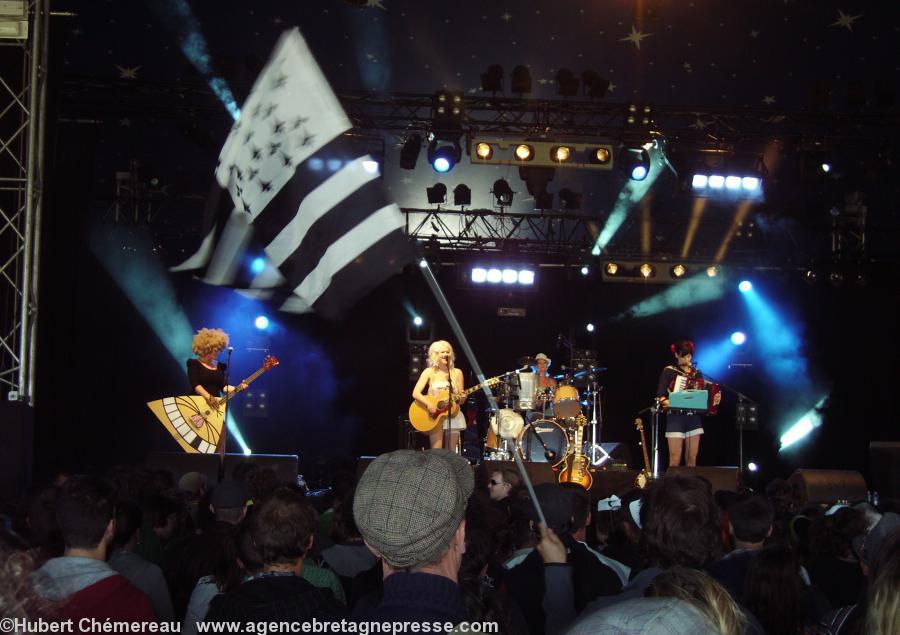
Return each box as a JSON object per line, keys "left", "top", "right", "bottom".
{"left": 554, "top": 384, "right": 582, "bottom": 418}
{"left": 517, "top": 419, "right": 569, "bottom": 466}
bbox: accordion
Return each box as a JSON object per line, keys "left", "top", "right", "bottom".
{"left": 669, "top": 373, "right": 721, "bottom": 415}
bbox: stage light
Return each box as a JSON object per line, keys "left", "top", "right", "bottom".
{"left": 639, "top": 263, "right": 655, "bottom": 278}
{"left": 555, "top": 69, "right": 579, "bottom": 97}
{"left": 591, "top": 147, "right": 612, "bottom": 164}
{"left": 586, "top": 323, "right": 595, "bottom": 332}
{"left": 692, "top": 174, "right": 709, "bottom": 188}
{"left": 725, "top": 176, "right": 742, "bottom": 190}
{"left": 399, "top": 135, "right": 421, "bottom": 170}
{"left": 413, "top": 315, "right": 423, "bottom": 326}
{"left": 430, "top": 150, "right": 454, "bottom": 173}
{"left": 426, "top": 183, "right": 447, "bottom": 204}
{"left": 671, "top": 264, "right": 686, "bottom": 278}
{"left": 519, "top": 166, "right": 555, "bottom": 210}
{"left": 250, "top": 257, "right": 266, "bottom": 274}
{"left": 327, "top": 159, "right": 343, "bottom": 172}
{"left": 502, "top": 269, "right": 518, "bottom": 284}
{"left": 582, "top": 70, "right": 610, "bottom": 99}
{"left": 706, "top": 266, "right": 719, "bottom": 277}
{"left": 580, "top": 266, "right": 589, "bottom": 276}
{"left": 419, "top": 258, "right": 429, "bottom": 269}
{"left": 551, "top": 146, "right": 572, "bottom": 163}
{"left": 492, "top": 179, "right": 514, "bottom": 206}
{"left": 486, "top": 268, "right": 502, "bottom": 283}
{"left": 738, "top": 280, "right": 753, "bottom": 293}
{"left": 481, "top": 64, "right": 503, "bottom": 92}
{"left": 742, "top": 176, "right": 760, "bottom": 191}
{"left": 731, "top": 331, "right": 747, "bottom": 345}
{"left": 606, "top": 262, "right": 619, "bottom": 275}
{"left": 511, "top": 65, "right": 532, "bottom": 94}
{"left": 453, "top": 184, "right": 471, "bottom": 206}
{"left": 747, "top": 462, "right": 758, "bottom": 472}
{"left": 474, "top": 142, "right": 493, "bottom": 160}
{"left": 821, "top": 163, "right": 831, "bottom": 173}
{"left": 805, "top": 269, "right": 817, "bottom": 283}
{"left": 362, "top": 160, "right": 379, "bottom": 174}
{"left": 515, "top": 144, "right": 534, "bottom": 161}
{"left": 471, "top": 267, "right": 487, "bottom": 283}
{"left": 308, "top": 158, "right": 324, "bottom": 171}
{"left": 780, "top": 397, "right": 827, "bottom": 451}
{"left": 518, "top": 270, "right": 535, "bottom": 285}
{"left": 428, "top": 138, "right": 462, "bottom": 174}
{"left": 559, "top": 188, "right": 582, "bottom": 210}
{"left": 254, "top": 315, "right": 270, "bottom": 330}
{"left": 621, "top": 147, "right": 650, "bottom": 181}
{"left": 708, "top": 175, "right": 725, "bottom": 188}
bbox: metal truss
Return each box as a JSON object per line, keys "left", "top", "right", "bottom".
{"left": 0, "top": 0, "right": 49, "bottom": 404}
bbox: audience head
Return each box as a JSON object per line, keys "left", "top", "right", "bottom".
{"left": 249, "top": 488, "right": 316, "bottom": 568}
{"left": 569, "top": 597, "right": 720, "bottom": 635}
{"left": 177, "top": 471, "right": 208, "bottom": 501}
{"left": 853, "top": 512, "right": 900, "bottom": 573}
{"left": 210, "top": 479, "right": 250, "bottom": 524}
{"left": 353, "top": 449, "right": 473, "bottom": 570}
{"left": 487, "top": 468, "right": 519, "bottom": 502}
{"left": 560, "top": 482, "right": 591, "bottom": 536}
{"left": 810, "top": 505, "right": 867, "bottom": 560}
{"left": 646, "top": 566, "right": 748, "bottom": 635}
{"left": 529, "top": 483, "right": 574, "bottom": 535}
{"left": 727, "top": 495, "right": 774, "bottom": 546}
{"left": 331, "top": 488, "right": 362, "bottom": 543}
{"left": 146, "top": 494, "right": 181, "bottom": 540}
{"left": 742, "top": 544, "right": 807, "bottom": 635}
{"left": 867, "top": 532, "right": 900, "bottom": 634}
{"left": 110, "top": 500, "right": 143, "bottom": 551}
{"left": 641, "top": 475, "right": 722, "bottom": 568}
{"left": 55, "top": 475, "right": 116, "bottom": 552}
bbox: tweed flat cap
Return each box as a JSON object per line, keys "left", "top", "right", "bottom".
{"left": 353, "top": 449, "right": 474, "bottom": 568}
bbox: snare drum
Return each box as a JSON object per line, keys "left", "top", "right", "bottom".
{"left": 514, "top": 372, "right": 537, "bottom": 410}
{"left": 554, "top": 384, "right": 582, "bottom": 418}
{"left": 517, "top": 419, "right": 569, "bottom": 466}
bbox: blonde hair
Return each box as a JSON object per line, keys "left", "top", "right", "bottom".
{"left": 428, "top": 340, "right": 456, "bottom": 370}
{"left": 192, "top": 328, "right": 229, "bottom": 358}
{"left": 646, "top": 566, "right": 748, "bottom": 635}
{"left": 868, "top": 544, "right": 900, "bottom": 635}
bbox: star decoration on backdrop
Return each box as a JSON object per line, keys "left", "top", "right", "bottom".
{"left": 608, "top": 82, "right": 616, "bottom": 92}
{"left": 749, "top": 30, "right": 759, "bottom": 38}
{"left": 366, "top": 0, "right": 386, "bottom": 10}
{"left": 115, "top": 65, "right": 141, "bottom": 79}
{"left": 620, "top": 25, "right": 653, "bottom": 49}
{"left": 762, "top": 95, "right": 776, "bottom": 104}
{"left": 830, "top": 10, "right": 862, "bottom": 31}
{"left": 501, "top": 13, "right": 512, "bottom": 22}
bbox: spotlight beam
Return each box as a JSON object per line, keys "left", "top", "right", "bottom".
{"left": 714, "top": 200, "right": 754, "bottom": 263}
{"left": 612, "top": 273, "right": 726, "bottom": 320}
{"left": 681, "top": 198, "right": 708, "bottom": 258}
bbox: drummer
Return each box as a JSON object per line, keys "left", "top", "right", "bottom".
{"left": 533, "top": 353, "right": 557, "bottom": 417}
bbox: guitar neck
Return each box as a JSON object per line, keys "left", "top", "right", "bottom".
{"left": 636, "top": 420, "right": 652, "bottom": 473}
{"left": 222, "top": 364, "right": 270, "bottom": 404}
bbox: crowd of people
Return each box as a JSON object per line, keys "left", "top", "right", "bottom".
{"left": 1, "top": 454, "right": 899, "bottom": 634}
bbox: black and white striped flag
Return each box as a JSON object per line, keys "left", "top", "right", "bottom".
{"left": 173, "top": 29, "right": 415, "bottom": 319}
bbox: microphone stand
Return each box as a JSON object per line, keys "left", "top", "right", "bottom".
{"left": 636, "top": 401, "right": 661, "bottom": 478}
{"left": 218, "top": 347, "right": 233, "bottom": 465}
{"left": 589, "top": 383, "right": 612, "bottom": 466}
{"left": 446, "top": 360, "right": 453, "bottom": 452}
{"left": 692, "top": 368, "right": 757, "bottom": 485}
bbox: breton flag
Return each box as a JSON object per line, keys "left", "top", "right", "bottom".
{"left": 173, "top": 29, "right": 415, "bottom": 319}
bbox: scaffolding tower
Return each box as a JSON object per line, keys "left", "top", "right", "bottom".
{"left": 0, "top": 0, "right": 49, "bottom": 404}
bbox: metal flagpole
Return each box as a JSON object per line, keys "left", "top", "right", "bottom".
{"left": 418, "top": 259, "right": 546, "bottom": 527}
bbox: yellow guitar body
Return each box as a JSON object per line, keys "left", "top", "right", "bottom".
{"left": 147, "top": 395, "right": 224, "bottom": 454}
{"left": 408, "top": 392, "right": 460, "bottom": 433}
{"left": 559, "top": 416, "right": 592, "bottom": 489}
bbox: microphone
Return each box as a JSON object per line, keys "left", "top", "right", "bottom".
{"left": 544, "top": 450, "right": 556, "bottom": 461}
{"left": 227, "top": 346, "right": 234, "bottom": 352}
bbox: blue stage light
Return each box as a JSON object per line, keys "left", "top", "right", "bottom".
{"left": 432, "top": 156, "right": 451, "bottom": 173}
{"left": 692, "top": 174, "right": 708, "bottom": 189}
{"left": 586, "top": 323, "right": 595, "bottom": 332}
{"left": 631, "top": 165, "right": 648, "bottom": 181}
{"left": 731, "top": 331, "right": 747, "bottom": 345}
{"left": 250, "top": 257, "right": 266, "bottom": 275}
{"left": 254, "top": 315, "right": 270, "bottom": 330}
{"left": 738, "top": 280, "right": 753, "bottom": 293}
{"left": 708, "top": 175, "right": 725, "bottom": 188}
{"left": 413, "top": 315, "right": 423, "bottom": 326}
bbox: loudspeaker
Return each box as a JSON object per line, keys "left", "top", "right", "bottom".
{"left": 145, "top": 451, "right": 220, "bottom": 487}
{"left": 223, "top": 454, "right": 299, "bottom": 486}
{"left": 0, "top": 401, "right": 33, "bottom": 504}
{"left": 788, "top": 469, "right": 868, "bottom": 505}
{"left": 870, "top": 442, "right": 900, "bottom": 500}
{"left": 666, "top": 466, "right": 740, "bottom": 493}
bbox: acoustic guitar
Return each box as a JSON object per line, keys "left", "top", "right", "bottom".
{"left": 147, "top": 355, "right": 279, "bottom": 454}
{"left": 634, "top": 417, "right": 653, "bottom": 489}
{"left": 559, "top": 415, "right": 592, "bottom": 489}
{"left": 408, "top": 374, "right": 504, "bottom": 432}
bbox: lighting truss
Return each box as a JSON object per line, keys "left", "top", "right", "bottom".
{"left": 0, "top": 0, "right": 49, "bottom": 404}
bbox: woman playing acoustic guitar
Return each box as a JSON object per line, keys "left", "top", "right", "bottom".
{"left": 411, "top": 340, "right": 466, "bottom": 450}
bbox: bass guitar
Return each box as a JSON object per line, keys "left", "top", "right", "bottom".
{"left": 409, "top": 374, "right": 504, "bottom": 432}
{"left": 634, "top": 417, "right": 653, "bottom": 489}
{"left": 147, "top": 355, "right": 280, "bottom": 454}
{"left": 558, "top": 415, "right": 592, "bottom": 489}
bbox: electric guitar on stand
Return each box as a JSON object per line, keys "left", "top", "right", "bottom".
{"left": 634, "top": 417, "right": 653, "bottom": 489}
{"left": 408, "top": 375, "right": 504, "bottom": 433}
{"left": 559, "top": 415, "right": 592, "bottom": 489}
{"left": 147, "top": 355, "right": 280, "bottom": 454}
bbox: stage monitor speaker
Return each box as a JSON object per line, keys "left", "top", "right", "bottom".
{"left": 788, "top": 469, "right": 868, "bottom": 505}
{"left": 596, "top": 442, "right": 633, "bottom": 469}
{"left": 0, "top": 401, "right": 34, "bottom": 504}
{"left": 870, "top": 442, "right": 900, "bottom": 500}
{"left": 223, "top": 453, "right": 299, "bottom": 486}
{"left": 665, "top": 466, "right": 740, "bottom": 493}
{"left": 145, "top": 451, "right": 220, "bottom": 487}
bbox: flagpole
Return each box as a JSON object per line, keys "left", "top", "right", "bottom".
{"left": 417, "top": 259, "right": 547, "bottom": 527}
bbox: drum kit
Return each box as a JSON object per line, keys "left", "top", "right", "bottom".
{"left": 484, "top": 356, "right": 608, "bottom": 467}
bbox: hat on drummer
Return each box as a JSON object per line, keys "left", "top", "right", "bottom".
{"left": 535, "top": 353, "right": 551, "bottom": 366}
